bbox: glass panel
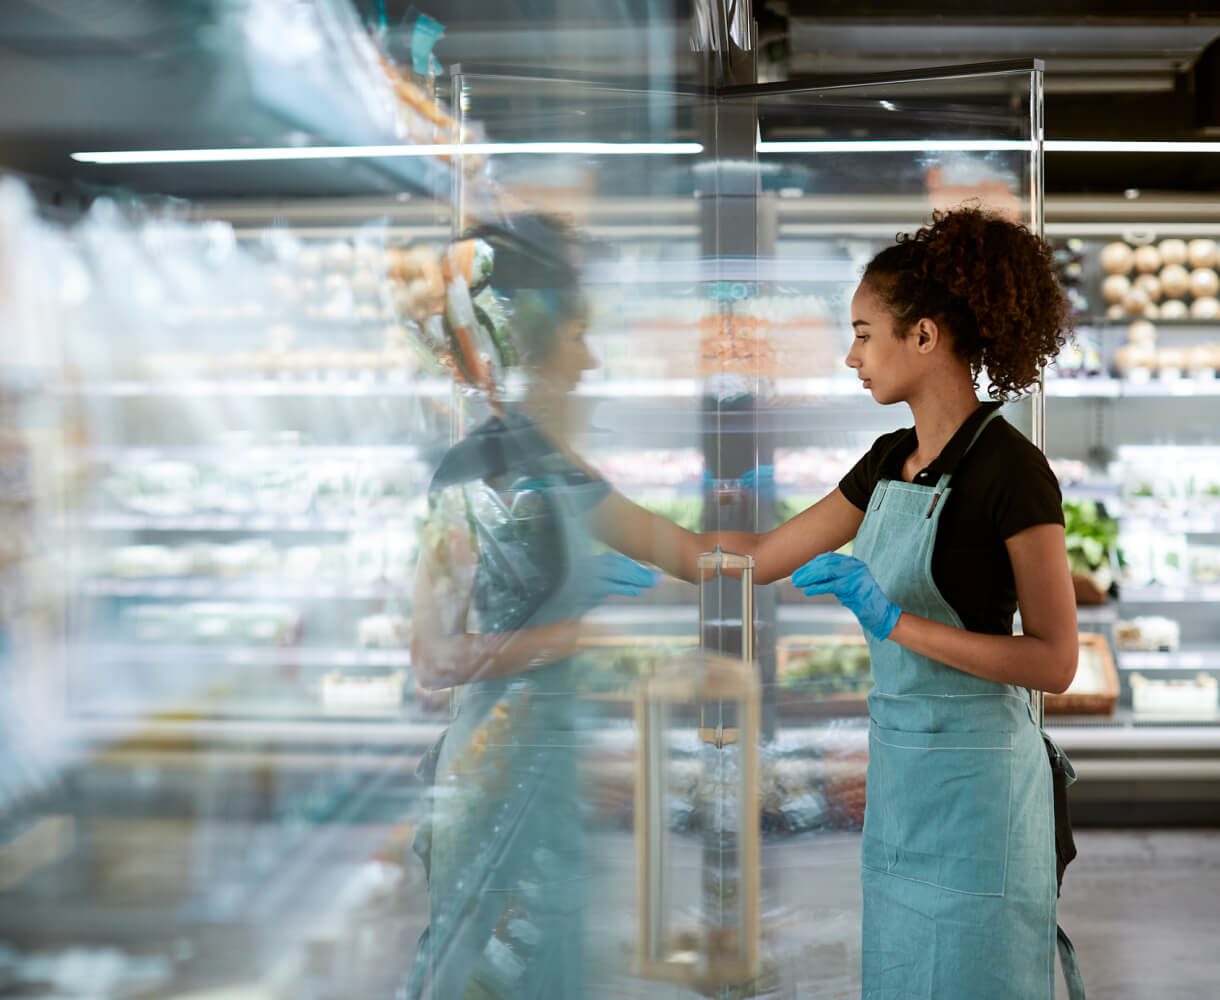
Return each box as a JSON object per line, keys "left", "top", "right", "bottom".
{"left": 710, "top": 65, "right": 1043, "bottom": 998}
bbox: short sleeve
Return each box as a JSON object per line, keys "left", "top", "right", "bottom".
{"left": 990, "top": 432, "right": 1065, "bottom": 540}
{"left": 839, "top": 428, "right": 908, "bottom": 512}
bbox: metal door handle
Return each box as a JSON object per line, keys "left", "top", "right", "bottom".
{"left": 696, "top": 546, "right": 755, "bottom": 663}
{"left": 696, "top": 547, "right": 755, "bottom": 746}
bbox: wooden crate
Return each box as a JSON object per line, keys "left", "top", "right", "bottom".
{"left": 1044, "top": 633, "right": 1119, "bottom": 715}
{"left": 776, "top": 634, "right": 871, "bottom": 719}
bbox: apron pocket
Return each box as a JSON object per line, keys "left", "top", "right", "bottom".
{"left": 863, "top": 724, "right": 1014, "bottom": 896}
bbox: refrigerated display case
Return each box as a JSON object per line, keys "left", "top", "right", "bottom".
{"left": 1028, "top": 218, "right": 1220, "bottom": 821}
{"left": 14, "top": 21, "right": 1176, "bottom": 992}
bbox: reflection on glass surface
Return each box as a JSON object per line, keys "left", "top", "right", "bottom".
{"left": 1, "top": 34, "right": 1045, "bottom": 999}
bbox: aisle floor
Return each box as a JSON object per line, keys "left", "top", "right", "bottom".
{"left": 1054, "top": 829, "right": 1220, "bottom": 1000}
{"left": 412, "top": 828, "right": 1220, "bottom": 999}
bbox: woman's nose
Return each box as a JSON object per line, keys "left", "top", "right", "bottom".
{"left": 845, "top": 350, "right": 860, "bottom": 369}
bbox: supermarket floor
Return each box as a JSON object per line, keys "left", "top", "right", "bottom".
{"left": 1054, "top": 829, "right": 1220, "bottom": 1000}
{"left": 575, "top": 828, "right": 1220, "bottom": 999}
{"left": 479, "top": 827, "right": 1208, "bottom": 999}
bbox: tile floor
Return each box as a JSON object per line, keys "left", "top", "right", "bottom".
{"left": 1055, "top": 829, "right": 1220, "bottom": 1000}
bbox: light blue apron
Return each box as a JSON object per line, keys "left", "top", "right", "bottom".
{"left": 853, "top": 407, "right": 1085, "bottom": 1000}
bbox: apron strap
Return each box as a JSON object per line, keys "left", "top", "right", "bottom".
{"left": 1057, "top": 924, "right": 1087, "bottom": 999}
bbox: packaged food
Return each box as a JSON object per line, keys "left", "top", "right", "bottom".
{"left": 1130, "top": 673, "right": 1217, "bottom": 714}
{"left": 358, "top": 613, "right": 411, "bottom": 649}
{"left": 1115, "top": 616, "right": 1180, "bottom": 651}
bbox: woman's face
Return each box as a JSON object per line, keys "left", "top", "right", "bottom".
{"left": 535, "top": 315, "right": 597, "bottom": 392}
{"left": 845, "top": 281, "right": 924, "bottom": 405}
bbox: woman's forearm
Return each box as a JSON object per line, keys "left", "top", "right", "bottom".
{"left": 887, "top": 612, "right": 1078, "bottom": 694}
{"left": 412, "top": 619, "right": 583, "bottom": 690}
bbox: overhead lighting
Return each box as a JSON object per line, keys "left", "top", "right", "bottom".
{"left": 70, "top": 141, "right": 704, "bottom": 164}
{"left": 757, "top": 139, "right": 1220, "bottom": 154}
{"left": 757, "top": 140, "right": 1032, "bottom": 153}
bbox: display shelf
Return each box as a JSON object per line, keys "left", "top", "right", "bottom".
{"left": 73, "top": 513, "right": 415, "bottom": 532}
{"left": 1119, "top": 584, "right": 1220, "bottom": 603}
{"left": 1120, "top": 379, "right": 1220, "bottom": 397}
{"left": 1120, "top": 512, "right": 1220, "bottom": 533}
{"left": 577, "top": 376, "right": 869, "bottom": 400}
{"left": 1060, "top": 482, "right": 1121, "bottom": 502}
{"left": 773, "top": 378, "right": 874, "bottom": 398}
{"left": 1075, "top": 603, "right": 1119, "bottom": 625}
{"left": 777, "top": 603, "right": 863, "bottom": 627}
{"left": 590, "top": 257, "right": 858, "bottom": 286}
{"left": 1044, "top": 376, "right": 1220, "bottom": 399}
{"left": 1044, "top": 378, "right": 1122, "bottom": 398}
{"left": 89, "top": 445, "right": 421, "bottom": 463}
{"left": 577, "top": 378, "right": 699, "bottom": 398}
{"left": 71, "top": 715, "right": 446, "bottom": 746}
{"left": 59, "top": 379, "right": 452, "bottom": 398}
{"left": 1116, "top": 649, "right": 1220, "bottom": 670}
{"left": 84, "top": 644, "right": 412, "bottom": 668}
{"left": 82, "top": 577, "right": 406, "bottom": 600}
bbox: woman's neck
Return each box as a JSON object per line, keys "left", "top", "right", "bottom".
{"left": 905, "top": 375, "right": 983, "bottom": 462}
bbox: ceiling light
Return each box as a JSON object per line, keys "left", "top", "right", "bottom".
{"left": 70, "top": 142, "right": 704, "bottom": 164}
{"left": 757, "top": 140, "right": 1032, "bottom": 153}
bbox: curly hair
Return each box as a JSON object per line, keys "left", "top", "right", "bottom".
{"left": 863, "top": 207, "right": 1072, "bottom": 400}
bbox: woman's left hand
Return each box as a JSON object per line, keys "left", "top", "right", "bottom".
{"left": 792, "top": 552, "right": 901, "bottom": 640}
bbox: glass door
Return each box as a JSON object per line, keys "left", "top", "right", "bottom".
{"left": 427, "top": 62, "right": 1043, "bottom": 998}
{"left": 712, "top": 61, "right": 1044, "bottom": 997}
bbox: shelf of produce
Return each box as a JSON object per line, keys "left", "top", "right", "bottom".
{"left": 1119, "top": 584, "right": 1220, "bottom": 603}
{"left": 82, "top": 644, "right": 412, "bottom": 668}
{"left": 73, "top": 513, "right": 415, "bottom": 532}
{"left": 60, "top": 379, "right": 452, "bottom": 398}
{"left": 82, "top": 577, "right": 406, "bottom": 600}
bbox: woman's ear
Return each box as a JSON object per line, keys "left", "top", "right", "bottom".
{"left": 914, "top": 317, "right": 941, "bottom": 353}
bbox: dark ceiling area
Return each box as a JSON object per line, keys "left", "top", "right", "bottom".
{"left": 0, "top": 0, "right": 1217, "bottom": 200}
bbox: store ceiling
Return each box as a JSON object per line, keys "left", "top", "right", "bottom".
{"left": 0, "top": 0, "right": 1217, "bottom": 201}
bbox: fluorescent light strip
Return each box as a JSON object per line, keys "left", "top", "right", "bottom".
{"left": 70, "top": 141, "right": 703, "bottom": 164}
{"left": 757, "top": 139, "right": 1033, "bottom": 153}
{"left": 71, "top": 138, "right": 1220, "bottom": 165}
{"left": 758, "top": 139, "right": 1220, "bottom": 154}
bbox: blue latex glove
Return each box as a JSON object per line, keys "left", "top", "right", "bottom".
{"left": 738, "top": 464, "right": 775, "bottom": 497}
{"left": 792, "top": 552, "right": 901, "bottom": 641}
{"left": 582, "top": 552, "right": 660, "bottom": 606}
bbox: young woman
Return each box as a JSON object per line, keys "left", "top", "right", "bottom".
{"left": 625, "top": 206, "right": 1083, "bottom": 1000}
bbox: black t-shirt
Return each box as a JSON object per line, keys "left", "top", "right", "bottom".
{"left": 839, "top": 401, "right": 1065, "bottom": 636}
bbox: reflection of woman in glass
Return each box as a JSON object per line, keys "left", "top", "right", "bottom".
{"left": 407, "top": 217, "right": 675, "bottom": 999}
{"left": 701, "top": 208, "right": 1084, "bottom": 999}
